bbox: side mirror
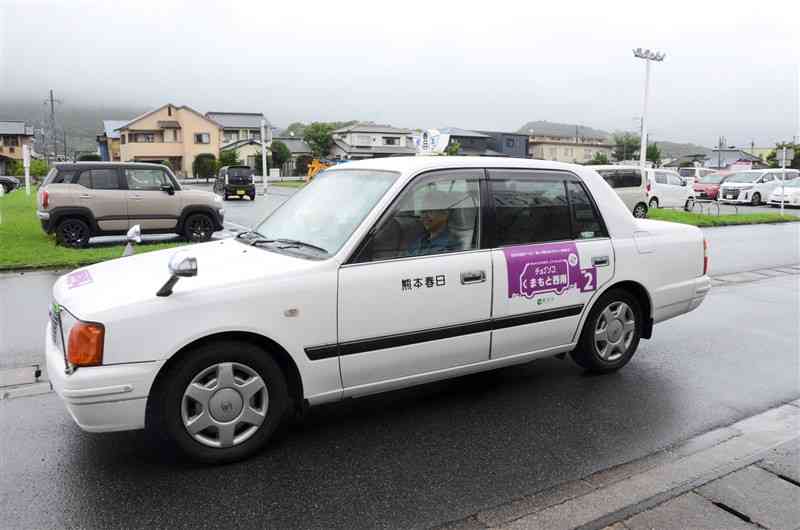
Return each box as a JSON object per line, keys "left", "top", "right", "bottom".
{"left": 169, "top": 253, "right": 198, "bottom": 277}
{"left": 161, "top": 184, "right": 175, "bottom": 195}
{"left": 157, "top": 253, "right": 198, "bottom": 297}
{"left": 122, "top": 224, "right": 141, "bottom": 257}
{"left": 126, "top": 224, "right": 142, "bottom": 243}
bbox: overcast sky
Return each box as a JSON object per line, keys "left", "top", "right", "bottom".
{"left": 1, "top": 0, "right": 798, "bottom": 147}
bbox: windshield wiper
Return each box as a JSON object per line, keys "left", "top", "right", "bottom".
{"left": 269, "top": 238, "right": 329, "bottom": 254}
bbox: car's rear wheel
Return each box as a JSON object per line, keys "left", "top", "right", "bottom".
{"left": 633, "top": 203, "right": 648, "bottom": 218}
{"left": 1, "top": 183, "right": 12, "bottom": 194}
{"left": 571, "top": 289, "right": 642, "bottom": 373}
{"left": 648, "top": 198, "right": 659, "bottom": 210}
{"left": 184, "top": 213, "right": 214, "bottom": 242}
{"left": 55, "top": 218, "right": 91, "bottom": 248}
{"left": 751, "top": 192, "right": 761, "bottom": 206}
{"left": 684, "top": 197, "right": 695, "bottom": 211}
{"left": 146, "top": 340, "right": 289, "bottom": 464}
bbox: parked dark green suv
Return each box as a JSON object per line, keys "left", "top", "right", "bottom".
{"left": 213, "top": 165, "right": 256, "bottom": 200}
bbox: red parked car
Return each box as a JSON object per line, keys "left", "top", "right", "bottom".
{"left": 693, "top": 172, "right": 730, "bottom": 200}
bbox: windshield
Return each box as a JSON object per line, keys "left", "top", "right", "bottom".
{"left": 698, "top": 173, "right": 726, "bottom": 184}
{"left": 724, "top": 172, "right": 763, "bottom": 183}
{"left": 678, "top": 168, "right": 696, "bottom": 177}
{"left": 777, "top": 178, "right": 800, "bottom": 188}
{"left": 253, "top": 169, "right": 400, "bottom": 256}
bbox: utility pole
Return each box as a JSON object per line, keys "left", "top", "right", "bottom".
{"left": 633, "top": 48, "right": 665, "bottom": 170}
{"left": 43, "top": 89, "right": 62, "bottom": 164}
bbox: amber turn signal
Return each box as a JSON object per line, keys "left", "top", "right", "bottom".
{"left": 67, "top": 322, "right": 104, "bottom": 367}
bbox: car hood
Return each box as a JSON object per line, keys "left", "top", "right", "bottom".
{"left": 693, "top": 182, "right": 720, "bottom": 190}
{"left": 720, "top": 182, "right": 756, "bottom": 188}
{"left": 178, "top": 188, "right": 221, "bottom": 206}
{"left": 53, "top": 238, "right": 315, "bottom": 319}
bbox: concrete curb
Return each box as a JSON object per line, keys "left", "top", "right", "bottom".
{"left": 437, "top": 399, "right": 800, "bottom": 530}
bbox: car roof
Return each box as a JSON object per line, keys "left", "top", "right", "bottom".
{"left": 55, "top": 161, "right": 168, "bottom": 170}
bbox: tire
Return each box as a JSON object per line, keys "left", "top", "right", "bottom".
{"left": 632, "top": 203, "right": 648, "bottom": 218}
{"left": 571, "top": 288, "right": 642, "bottom": 374}
{"left": 183, "top": 213, "right": 214, "bottom": 242}
{"left": 684, "top": 197, "right": 695, "bottom": 212}
{"left": 249, "top": 192, "right": 256, "bottom": 201}
{"left": 146, "top": 340, "right": 289, "bottom": 464}
{"left": 55, "top": 217, "right": 91, "bottom": 248}
{"left": 1, "top": 183, "right": 12, "bottom": 194}
{"left": 648, "top": 198, "right": 659, "bottom": 210}
{"left": 751, "top": 193, "right": 761, "bottom": 206}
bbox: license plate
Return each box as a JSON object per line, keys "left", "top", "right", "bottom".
{"left": 726, "top": 194, "right": 734, "bottom": 199}
{"left": 237, "top": 190, "right": 245, "bottom": 195}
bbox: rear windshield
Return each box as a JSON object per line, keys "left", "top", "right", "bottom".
{"left": 597, "top": 169, "right": 642, "bottom": 189}
{"left": 44, "top": 168, "right": 76, "bottom": 185}
{"left": 228, "top": 167, "right": 253, "bottom": 177}
{"left": 678, "top": 168, "right": 697, "bottom": 177}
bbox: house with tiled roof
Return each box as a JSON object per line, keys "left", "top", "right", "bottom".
{"left": 0, "top": 121, "right": 35, "bottom": 174}
{"left": 329, "top": 122, "right": 416, "bottom": 160}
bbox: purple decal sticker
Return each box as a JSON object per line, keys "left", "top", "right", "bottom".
{"left": 504, "top": 242, "right": 596, "bottom": 299}
{"left": 67, "top": 269, "right": 92, "bottom": 289}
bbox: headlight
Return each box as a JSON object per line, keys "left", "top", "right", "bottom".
{"left": 67, "top": 321, "right": 105, "bottom": 367}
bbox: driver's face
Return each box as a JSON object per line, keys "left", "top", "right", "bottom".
{"left": 421, "top": 209, "right": 449, "bottom": 233}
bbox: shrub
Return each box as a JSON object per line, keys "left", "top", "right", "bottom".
{"left": 192, "top": 153, "right": 217, "bottom": 181}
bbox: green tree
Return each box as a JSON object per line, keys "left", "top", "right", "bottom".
{"left": 192, "top": 153, "right": 217, "bottom": 181}
{"left": 11, "top": 159, "right": 49, "bottom": 178}
{"left": 584, "top": 152, "right": 609, "bottom": 165}
{"left": 253, "top": 152, "right": 271, "bottom": 176}
{"left": 646, "top": 143, "right": 662, "bottom": 167}
{"left": 78, "top": 153, "right": 102, "bottom": 161}
{"left": 218, "top": 149, "right": 240, "bottom": 167}
{"left": 612, "top": 132, "right": 641, "bottom": 161}
{"left": 303, "top": 122, "right": 337, "bottom": 158}
{"left": 271, "top": 140, "right": 291, "bottom": 168}
{"left": 767, "top": 143, "right": 799, "bottom": 169}
{"left": 160, "top": 159, "right": 173, "bottom": 170}
{"left": 444, "top": 141, "right": 461, "bottom": 156}
{"left": 283, "top": 122, "right": 307, "bottom": 138}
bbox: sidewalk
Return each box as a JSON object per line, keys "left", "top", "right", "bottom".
{"left": 438, "top": 401, "right": 800, "bottom": 530}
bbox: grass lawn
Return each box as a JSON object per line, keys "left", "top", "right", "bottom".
{"left": 0, "top": 190, "right": 185, "bottom": 271}
{"left": 270, "top": 180, "right": 306, "bottom": 189}
{"left": 648, "top": 208, "right": 800, "bottom": 227}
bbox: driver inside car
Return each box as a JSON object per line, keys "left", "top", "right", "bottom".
{"left": 408, "top": 189, "right": 458, "bottom": 256}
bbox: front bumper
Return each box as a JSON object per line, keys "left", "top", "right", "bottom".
{"left": 46, "top": 321, "right": 163, "bottom": 432}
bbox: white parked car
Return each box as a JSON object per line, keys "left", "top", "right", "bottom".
{"left": 592, "top": 165, "right": 649, "bottom": 218}
{"left": 768, "top": 177, "right": 800, "bottom": 207}
{"left": 718, "top": 169, "right": 799, "bottom": 205}
{"left": 46, "top": 157, "right": 711, "bottom": 463}
{"left": 648, "top": 169, "right": 695, "bottom": 211}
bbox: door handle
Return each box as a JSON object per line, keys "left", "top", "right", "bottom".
{"left": 79, "top": 194, "right": 91, "bottom": 199}
{"left": 592, "top": 256, "right": 610, "bottom": 267}
{"left": 461, "top": 270, "right": 486, "bottom": 284}
{"left": 129, "top": 195, "right": 144, "bottom": 200}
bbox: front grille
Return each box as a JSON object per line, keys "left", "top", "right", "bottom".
{"left": 721, "top": 188, "right": 740, "bottom": 199}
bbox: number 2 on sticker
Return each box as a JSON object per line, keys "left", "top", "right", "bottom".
{"left": 583, "top": 271, "right": 593, "bottom": 291}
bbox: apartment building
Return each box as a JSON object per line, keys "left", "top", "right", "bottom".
{"left": 529, "top": 134, "right": 613, "bottom": 163}
{"left": 0, "top": 121, "right": 35, "bottom": 175}
{"left": 117, "top": 104, "right": 223, "bottom": 176}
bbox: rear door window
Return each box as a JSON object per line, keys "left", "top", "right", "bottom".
{"left": 75, "top": 169, "right": 121, "bottom": 189}
{"left": 566, "top": 181, "right": 608, "bottom": 239}
{"left": 489, "top": 170, "right": 572, "bottom": 245}
{"left": 125, "top": 168, "right": 168, "bottom": 190}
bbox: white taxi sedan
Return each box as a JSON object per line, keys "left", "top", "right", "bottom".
{"left": 768, "top": 177, "right": 800, "bottom": 207}
{"left": 47, "top": 157, "right": 711, "bottom": 463}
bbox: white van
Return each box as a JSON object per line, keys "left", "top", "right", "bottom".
{"left": 718, "top": 169, "right": 800, "bottom": 205}
{"left": 677, "top": 166, "right": 716, "bottom": 186}
{"left": 592, "top": 165, "right": 649, "bottom": 218}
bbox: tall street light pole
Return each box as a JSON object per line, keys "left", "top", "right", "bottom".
{"left": 633, "top": 48, "right": 665, "bottom": 170}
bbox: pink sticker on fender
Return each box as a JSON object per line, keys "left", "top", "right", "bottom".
{"left": 67, "top": 269, "right": 92, "bottom": 289}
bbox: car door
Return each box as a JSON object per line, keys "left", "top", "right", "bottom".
{"left": 73, "top": 168, "right": 128, "bottom": 232}
{"left": 124, "top": 167, "right": 181, "bottom": 230}
{"left": 666, "top": 172, "right": 688, "bottom": 206}
{"left": 652, "top": 171, "right": 669, "bottom": 206}
{"left": 760, "top": 173, "right": 776, "bottom": 198}
{"left": 338, "top": 168, "right": 491, "bottom": 393}
{"left": 488, "top": 170, "right": 614, "bottom": 359}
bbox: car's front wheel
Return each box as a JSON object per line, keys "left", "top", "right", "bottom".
{"left": 751, "top": 192, "right": 761, "bottom": 206}
{"left": 183, "top": 213, "right": 214, "bottom": 242}
{"left": 648, "top": 198, "right": 659, "bottom": 210}
{"left": 632, "top": 203, "right": 648, "bottom": 218}
{"left": 55, "top": 218, "right": 91, "bottom": 248}
{"left": 146, "top": 340, "right": 289, "bottom": 464}
{"left": 571, "top": 289, "right": 642, "bottom": 373}
{"left": 684, "top": 197, "right": 695, "bottom": 212}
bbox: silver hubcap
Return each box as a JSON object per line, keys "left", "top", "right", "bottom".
{"left": 634, "top": 205, "right": 646, "bottom": 218}
{"left": 181, "top": 362, "right": 268, "bottom": 448}
{"left": 594, "top": 302, "right": 636, "bottom": 362}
